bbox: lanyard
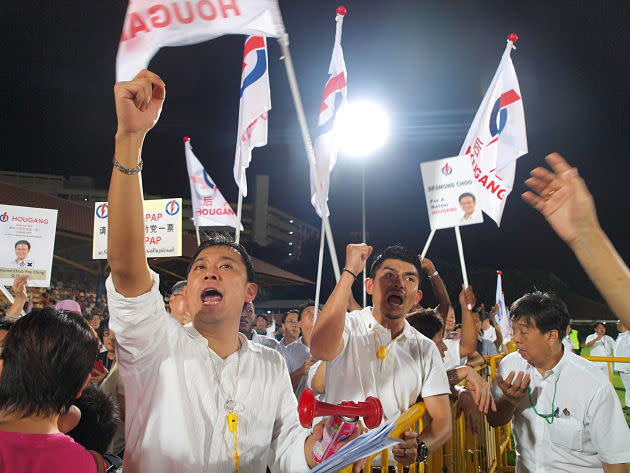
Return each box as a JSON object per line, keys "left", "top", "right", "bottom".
{"left": 527, "top": 374, "right": 560, "bottom": 424}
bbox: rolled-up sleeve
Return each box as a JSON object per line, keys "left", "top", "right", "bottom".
{"left": 420, "top": 342, "right": 450, "bottom": 398}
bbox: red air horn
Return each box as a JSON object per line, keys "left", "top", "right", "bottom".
{"left": 298, "top": 388, "right": 383, "bottom": 429}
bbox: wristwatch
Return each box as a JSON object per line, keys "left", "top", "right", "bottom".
{"left": 416, "top": 439, "right": 428, "bottom": 462}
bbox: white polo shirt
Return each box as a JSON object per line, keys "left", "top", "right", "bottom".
{"left": 493, "top": 349, "right": 630, "bottom": 472}
{"left": 325, "top": 307, "right": 449, "bottom": 420}
{"left": 107, "top": 272, "right": 310, "bottom": 473}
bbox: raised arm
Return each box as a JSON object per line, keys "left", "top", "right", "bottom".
{"left": 523, "top": 153, "right": 630, "bottom": 326}
{"left": 310, "top": 244, "right": 372, "bottom": 361}
{"left": 459, "top": 285, "right": 477, "bottom": 358}
{"left": 108, "top": 70, "right": 165, "bottom": 297}
{"left": 421, "top": 257, "right": 451, "bottom": 320}
{"left": 489, "top": 304, "right": 503, "bottom": 349}
{"left": 5, "top": 276, "right": 29, "bottom": 319}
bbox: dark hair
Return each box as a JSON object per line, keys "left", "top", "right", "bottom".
{"left": 187, "top": 233, "right": 255, "bottom": 283}
{"left": 408, "top": 309, "right": 444, "bottom": 339}
{"left": 594, "top": 322, "right": 605, "bottom": 329}
{"left": 297, "top": 300, "right": 321, "bottom": 320}
{"left": 369, "top": 244, "right": 422, "bottom": 281}
{"left": 458, "top": 192, "right": 475, "bottom": 202}
{"left": 282, "top": 310, "right": 300, "bottom": 324}
{"left": 14, "top": 240, "right": 31, "bottom": 250}
{"left": 510, "top": 291, "right": 570, "bottom": 341}
{"left": 0, "top": 320, "right": 13, "bottom": 331}
{"left": 66, "top": 384, "right": 120, "bottom": 454}
{"left": 0, "top": 308, "right": 98, "bottom": 418}
{"left": 97, "top": 318, "right": 110, "bottom": 343}
{"left": 171, "top": 280, "right": 187, "bottom": 295}
{"left": 256, "top": 314, "right": 268, "bottom": 322}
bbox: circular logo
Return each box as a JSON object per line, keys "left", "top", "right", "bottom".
{"left": 441, "top": 162, "right": 453, "bottom": 176}
{"left": 165, "top": 200, "right": 180, "bottom": 216}
{"left": 0, "top": 212, "right": 8, "bottom": 223}
{"left": 95, "top": 203, "right": 108, "bottom": 219}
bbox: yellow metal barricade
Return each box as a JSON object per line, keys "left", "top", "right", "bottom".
{"left": 583, "top": 356, "right": 630, "bottom": 383}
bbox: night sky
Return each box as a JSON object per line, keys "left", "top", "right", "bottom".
{"left": 2, "top": 1, "right": 628, "bottom": 301}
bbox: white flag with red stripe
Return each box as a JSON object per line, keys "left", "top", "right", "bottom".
{"left": 459, "top": 35, "right": 527, "bottom": 226}
{"left": 185, "top": 137, "right": 241, "bottom": 229}
{"left": 310, "top": 10, "right": 348, "bottom": 217}
{"left": 116, "top": 0, "right": 285, "bottom": 81}
{"left": 233, "top": 35, "right": 271, "bottom": 197}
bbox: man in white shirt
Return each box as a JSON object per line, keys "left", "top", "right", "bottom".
{"left": 487, "top": 291, "right": 630, "bottom": 473}
{"left": 280, "top": 302, "right": 317, "bottom": 399}
{"left": 561, "top": 324, "right": 574, "bottom": 355}
{"left": 238, "top": 302, "right": 280, "bottom": 350}
{"left": 106, "top": 70, "right": 337, "bottom": 473}
{"left": 614, "top": 321, "right": 630, "bottom": 411}
{"left": 585, "top": 322, "right": 616, "bottom": 377}
{"left": 311, "top": 243, "right": 451, "bottom": 466}
{"left": 457, "top": 192, "right": 483, "bottom": 225}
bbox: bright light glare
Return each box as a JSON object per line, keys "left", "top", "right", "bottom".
{"left": 335, "top": 101, "right": 390, "bottom": 157}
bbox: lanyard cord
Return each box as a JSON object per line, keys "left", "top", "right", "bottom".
{"left": 527, "top": 374, "right": 560, "bottom": 425}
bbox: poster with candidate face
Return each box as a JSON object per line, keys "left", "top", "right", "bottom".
{"left": 0, "top": 204, "right": 58, "bottom": 287}
{"left": 421, "top": 156, "right": 484, "bottom": 230}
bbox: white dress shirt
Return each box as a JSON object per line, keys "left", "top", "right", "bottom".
{"left": 585, "top": 334, "right": 615, "bottom": 357}
{"left": 614, "top": 332, "right": 630, "bottom": 373}
{"left": 107, "top": 272, "right": 310, "bottom": 473}
{"left": 325, "top": 307, "right": 449, "bottom": 420}
{"left": 442, "top": 338, "right": 462, "bottom": 370}
{"left": 493, "top": 349, "right": 630, "bottom": 472}
{"left": 251, "top": 331, "right": 281, "bottom": 351}
{"left": 561, "top": 335, "right": 573, "bottom": 354}
{"left": 279, "top": 337, "right": 311, "bottom": 399}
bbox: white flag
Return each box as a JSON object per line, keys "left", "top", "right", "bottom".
{"left": 459, "top": 37, "right": 527, "bottom": 225}
{"left": 116, "top": 0, "right": 285, "bottom": 81}
{"left": 185, "top": 138, "right": 242, "bottom": 229}
{"left": 233, "top": 35, "right": 271, "bottom": 197}
{"left": 495, "top": 271, "right": 512, "bottom": 342}
{"left": 310, "top": 11, "right": 348, "bottom": 217}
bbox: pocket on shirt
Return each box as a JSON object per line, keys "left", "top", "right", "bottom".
{"left": 549, "top": 417, "right": 583, "bottom": 451}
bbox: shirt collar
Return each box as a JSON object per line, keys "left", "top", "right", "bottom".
{"left": 360, "top": 306, "right": 414, "bottom": 340}
{"left": 183, "top": 324, "right": 258, "bottom": 353}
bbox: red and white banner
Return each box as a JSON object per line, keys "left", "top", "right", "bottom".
{"left": 459, "top": 37, "right": 527, "bottom": 226}
{"left": 185, "top": 138, "right": 241, "bottom": 229}
{"left": 233, "top": 35, "right": 271, "bottom": 197}
{"left": 310, "top": 10, "right": 348, "bottom": 218}
{"left": 116, "top": 0, "right": 285, "bottom": 81}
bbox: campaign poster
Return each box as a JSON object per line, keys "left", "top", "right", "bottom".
{"left": 421, "top": 156, "right": 484, "bottom": 230}
{"left": 93, "top": 198, "right": 182, "bottom": 259}
{"left": 0, "top": 204, "right": 58, "bottom": 287}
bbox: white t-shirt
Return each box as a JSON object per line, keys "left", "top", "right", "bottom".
{"left": 561, "top": 336, "right": 573, "bottom": 354}
{"left": 106, "top": 272, "right": 309, "bottom": 473}
{"left": 585, "top": 334, "right": 615, "bottom": 357}
{"left": 325, "top": 307, "right": 449, "bottom": 420}
{"left": 614, "top": 332, "right": 630, "bottom": 373}
{"left": 493, "top": 350, "right": 630, "bottom": 472}
{"left": 442, "top": 338, "right": 463, "bottom": 370}
{"left": 482, "top": 326, "right": 497, "bottom": 343}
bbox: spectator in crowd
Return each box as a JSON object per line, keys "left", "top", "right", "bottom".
{"left": 93, "top": 319, "right": 116, "bottom": 385}
{"left": 487, "top": 291, "right": 630, "bottom": 472}
{"left": 255, "top": 313, "right": 269, "bottom": 335}
{"left": 523, "top": 152, "right": 630, "bottom": 329}
{"left": 561, "top": 324, "right": 574, "bottom": 355}
{"left": 238, "top": 302, "right": 280, "bottom": 350}
{"left": 282, "top": 301, "right": 318, "bottom": 398}
{"left": 0, "top": 308, "right": 101, "bottom": 473}
{"left": 105, "top": 70, "right": 360, "bottom": 473}
{"left": 66, "top": 383, "right": 122, "bottom": 470}
{"left": 613, "top": 321, "right": 630, "bottom": 412}
{"left": 2, "top": 276, "right": 29, "bottom": 323}
{"left": 168, "top": 280, "right": 191, "bottom": 325}
{"left": 312, "top": 243, "right": 451, "bottom": 466}
{"left": 55, "top": 299, "right": 82, "bottom": 316}
{"left": 442, "top": 287, "right": 477, "bottom": 370}
{"left": 407, "top": 309, "right": 495, "bottom": 432}
{"left": 475, "top": 306, "right": 503, "bottom": 363}
{"left": 585, "top": 322, "right": 615, "bottom": 377}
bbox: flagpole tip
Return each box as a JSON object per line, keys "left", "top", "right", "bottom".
{"left": 497, "top": 270, "right": 502, "bottom": 275}
{"left": 507, "top": 33, "right": 519, "bottom": 43}
{"left": 336, "top": 5, "right": 347, "bottom": 16}
{"left": 183, "top": 136, "right": 190, "bottom": 142}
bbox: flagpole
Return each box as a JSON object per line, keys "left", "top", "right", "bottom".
{"left": 313, "top": 220, "right": 326, "bottom": 320}
{"left": 234, "top": 187, "right": 244, "bottom": 244}
{"left": 362, "top": 162, "right": 367, "bottom": 307}
{"left": 420, "top": 229, "right": 436, "bottom": 261}
{"left": 454, "top": 226, "right": 471, "bottom": 309}
{"left": 277, "top": 34, "right": 340, "bottom": 282}
{"left": 195, "top": 226, "right": 201, "bottom": 246}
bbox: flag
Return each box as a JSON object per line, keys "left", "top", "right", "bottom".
{"left": 495, "top": 271, "right": 512, "bottom": 342}
{"left": 459, "top": 36, "right": 527, "bottom": 225}
{"left": 310, "top": 10, "right": 348, "bottom": 217}
{"left": 185, "top": 137, "right": 242, "bottom": 229}
{"left": 233, "top": 35, "right": 271, "bottom": 197}
{"left": 116, "top": 0, "right": 285, "bottom": 81}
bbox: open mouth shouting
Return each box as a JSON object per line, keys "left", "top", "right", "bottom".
{"left": 385, "top": 290, "right": 404, "bottom": 309}
{"left": 201, "top": 288, "right": 223, "bottom": 305}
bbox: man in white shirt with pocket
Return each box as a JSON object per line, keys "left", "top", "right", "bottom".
{"left": 487, "top": 291, "right": 630, "bottom": 473}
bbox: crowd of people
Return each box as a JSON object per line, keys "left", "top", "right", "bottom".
{"left": 1, "top": 70, "right": 630, "bottom": 473}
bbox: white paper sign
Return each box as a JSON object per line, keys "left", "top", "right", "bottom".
{"left": 0, "top": 204, "right": 58, "bottom": 287}
{"left": 421, "top": 156, "right": 483, "bottom": 230}
{"left": 93, "top": 198, "right": 182, "bottom": 259}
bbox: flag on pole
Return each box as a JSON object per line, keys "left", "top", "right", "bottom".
{"left": 495, "top": 270, "right": 512, "bottom": 342}
{"left": 116, "top": 0, "right": 286, "bottom": 81}
{"left": 185, "top": 137, "right": 241, "bottom": 229}
{"left": 233, "top": 35, "right": 271, "bottom": 197}
{"left": 310, "top": 9, "right": 348, "bottom": 218}
{"left": 459, "top": 34, "right": 527, "bottom": 226}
